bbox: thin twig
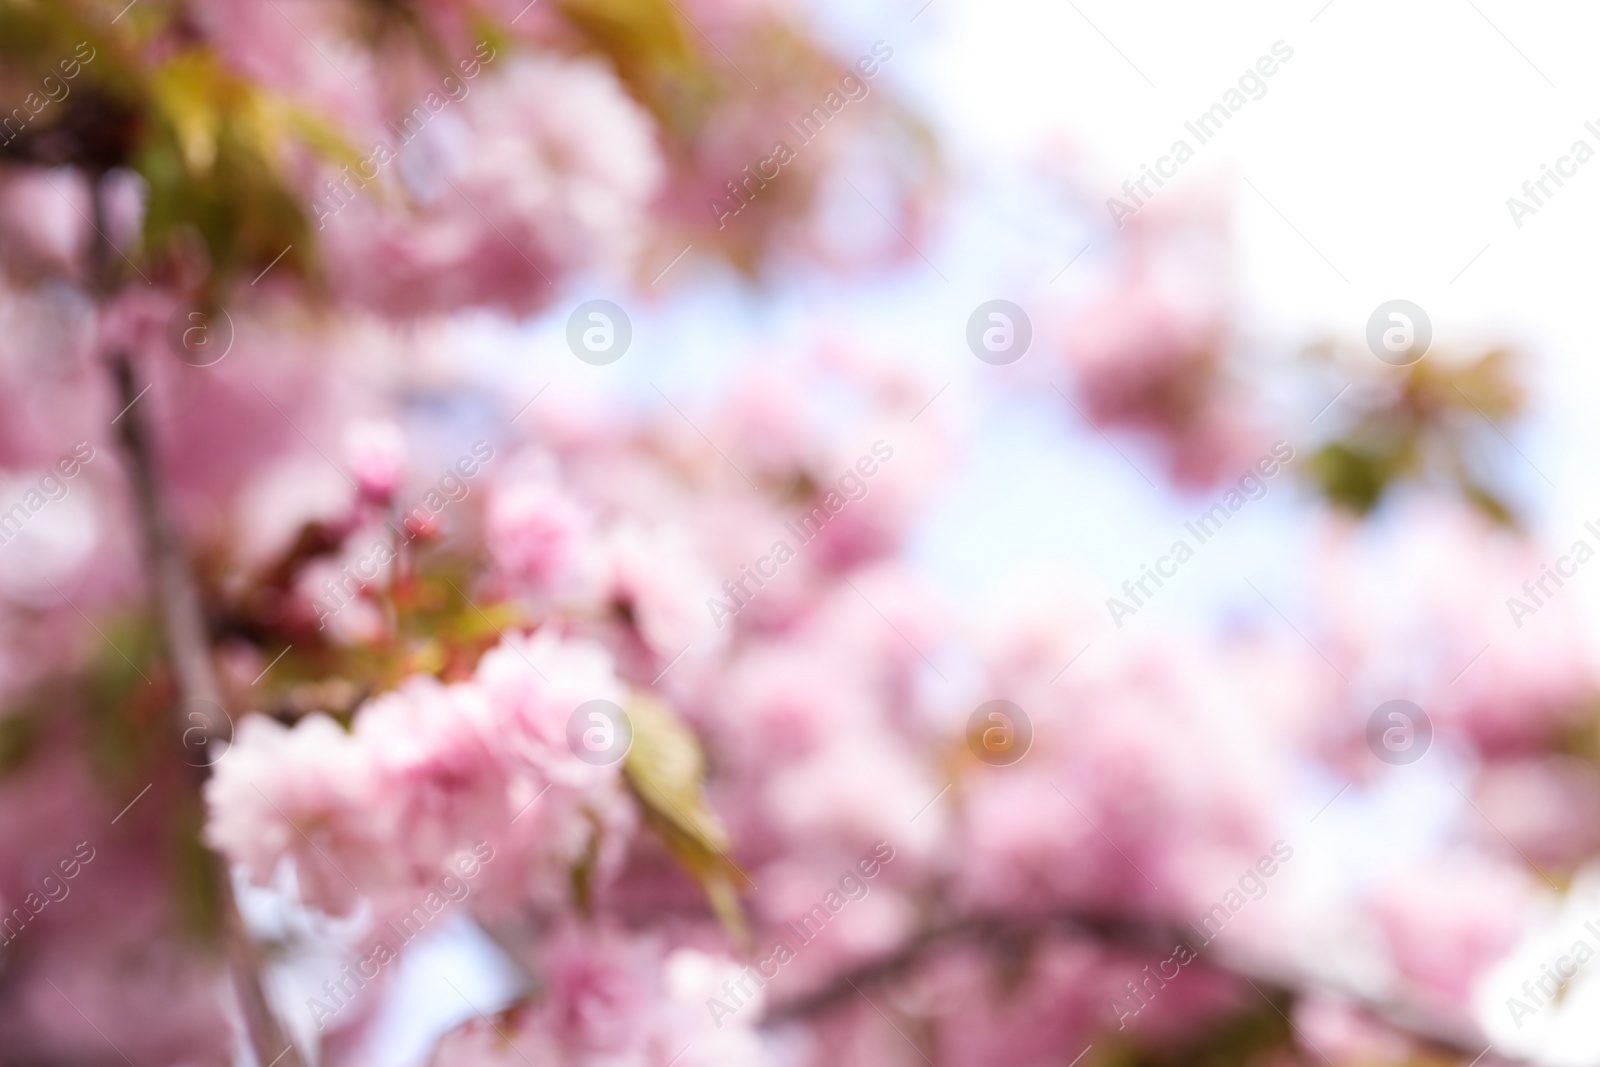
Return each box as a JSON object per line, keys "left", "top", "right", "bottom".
{"left": 94, "top": 177, "right": 309, "bottom": 1067}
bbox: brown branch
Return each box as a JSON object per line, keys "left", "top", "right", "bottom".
{"left": 762, "top": 909, "right": 1507, "bottom": 1064}
{"left": 109, "top": 356, "right": 221, "bottom": 707}
{"left": 95, "top": 182, "right": 309, "bottom": 1067}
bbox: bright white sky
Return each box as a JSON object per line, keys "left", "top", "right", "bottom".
{"left": 853, "top": 0, "right": 1600, "bottom": 621}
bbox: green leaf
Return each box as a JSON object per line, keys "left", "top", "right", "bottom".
{"left": 622, "top": 691, "right": 750, "bottom": 946}
{"left": 1305, "top": 441, "right": 1398, "bottom": 516}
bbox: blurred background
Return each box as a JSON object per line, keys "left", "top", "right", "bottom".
{"left": 2, "top": 1, "right": 1599, "bottom": 1066}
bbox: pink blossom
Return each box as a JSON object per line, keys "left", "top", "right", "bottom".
{"left": 206, "top": 712, "right": 391, "bottom": 915}
{"left": 353, "top": 678, "right": 510, "bottom": 884}
{"left": 319, "top": 56, "right": 664, "bottom": 318}
{"left": 1294, "top": 996, "right": 1417, "bottom": 1065}
{"left": 429, "top": 926, "right": 777, "bottom": 1067}
{"left": 0, "top": 167, "right": 89, "bottom": 280}
{"left": 600, "top": 522, "right": 719, "bottom": 658}
{"left": 487, "top": 479, "right": 594, "bottom": 597}
{"left": 472, "top": 629, "right": 625, "bottom": 785}
{"left": 1368, "top": 852, "right": 1540, "bottom": 1021}
{"left": 957, "top": 636, "right": 1285, "bottom": 922}
{"left": 208, "top": 630, "right": 634, "bottom": 916}
{"left": 1471, "top": 756, "right": 1600, "bottom": 872}
{"left": 1311, "top": 501, "right": 1597, "bottom": 756}
{"left": 344, "top": 419, "right": 407, "bottom": 500}
{"left": 1057, "top": 188, "right": 1256, "bottom": 487}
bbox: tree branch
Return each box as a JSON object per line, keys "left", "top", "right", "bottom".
{"left": 761, "top": 909, "right": 1507, "bottom": 1064}
{"left": 109, "top": 356, "right": 222, "bottom": 707}
{"left": 96, "top": 181, "right": 309, "bottom": 1067}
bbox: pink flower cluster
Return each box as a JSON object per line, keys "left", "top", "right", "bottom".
{"left": 1059, "top": 188, "right": 1258, "bottom": 487}
{"left": 315, "top": 54, "right": 665, "bottom": 319}
{"left": 206, "top": 631, "right": 634, "bottom": 918}
{"left": 431, "top": 925, "right": 775, "bottom": 1067}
